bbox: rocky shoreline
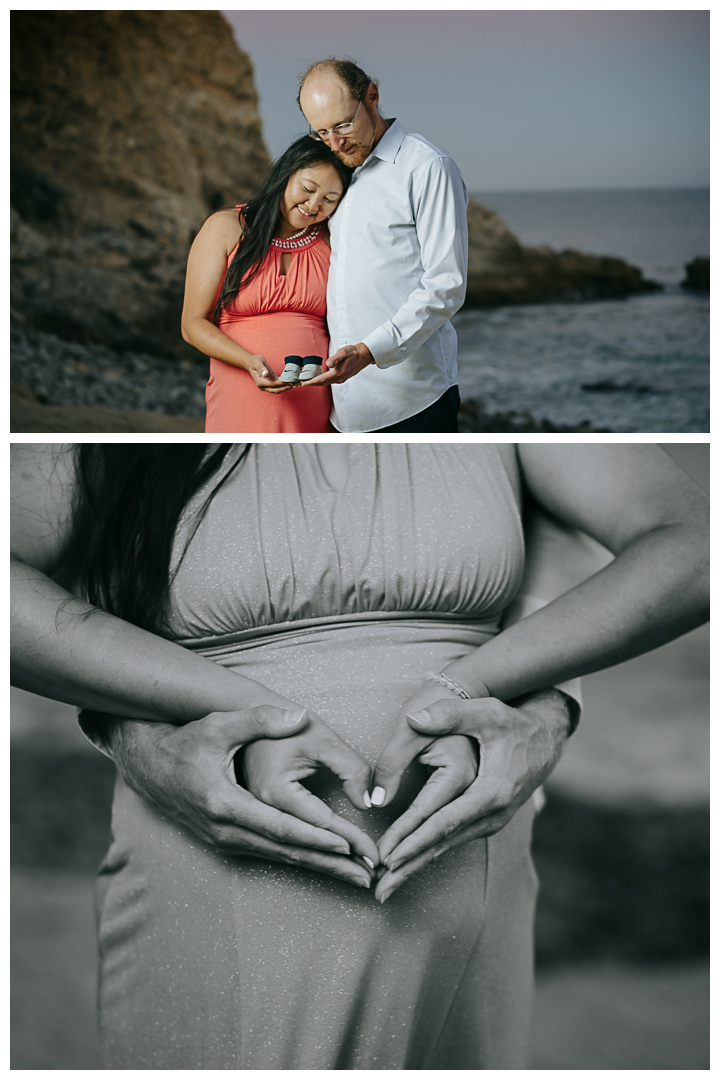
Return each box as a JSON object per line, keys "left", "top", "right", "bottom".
{"left": 10, "top": 322, "right": 607, "bottom": 434}
{"left": 10, "top": 323, "right": 207, "bottom": 419}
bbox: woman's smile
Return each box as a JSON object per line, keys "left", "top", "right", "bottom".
{"left": 278, "top": 161, "right": 344, "bottom": 237}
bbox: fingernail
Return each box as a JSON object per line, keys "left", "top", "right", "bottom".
{"left": 407, "top": 710, "right": 431, "bottom": 726}
{"left": 333, "top": 844, "right": 351, "bottom": 855}
{"left": 370, "top": 786, "right": 386, "bottom": 806}
{"left": 261, "top": 369, "right": 268, "bottom": 376}
{"left": 284, "top": 708, "right": 308, "bottom": 726}
{"left": 363, "top": 856, "right": 375, "bottom": 869}
{"left": 362, "top": 790, "right": 372, "bottom": 809}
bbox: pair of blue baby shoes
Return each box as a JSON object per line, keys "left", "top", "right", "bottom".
{"left": 279, "top": 355, "right": 323, "bottom": 383}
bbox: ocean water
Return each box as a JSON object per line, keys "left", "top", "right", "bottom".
{"left": 454, "top": 189, "right": 709, "bottom": 432}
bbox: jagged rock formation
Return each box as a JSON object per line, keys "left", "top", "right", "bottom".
{"left": 465, "top": 198, "right": 659, "bottom": 307}
{"left": 682, "top": 257, "right": 709, "bottom": 291}
{"left": 11, "top": 10, "right": 270, "bottom": 356}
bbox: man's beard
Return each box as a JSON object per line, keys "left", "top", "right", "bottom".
{"left": 335, "top": 141, "right": 373, "bottom": 167}
{"left": 334, "top": 113, "right": 378, "bottom": 167}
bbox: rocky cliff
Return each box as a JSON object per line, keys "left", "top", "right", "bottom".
{"left": 11, "top": 10, "right": 270, "bottom": 356}
{"left": 464, "top": 198, "right": 657, "bottom": 307}
{"left": 11, "top": 10, "right": 658, "bottom": 371}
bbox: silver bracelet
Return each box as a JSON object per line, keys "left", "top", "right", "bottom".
{"left": 426, "top": 671, "right": 472, "bottom": 699}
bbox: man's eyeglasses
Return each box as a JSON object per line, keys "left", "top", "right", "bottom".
{"left": 308, "top": 99, "right": 363, "bottom": 142}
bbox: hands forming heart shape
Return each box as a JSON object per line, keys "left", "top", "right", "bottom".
{"left": 241, "top": 707, "right": 479, "bottom": 903}
{"left": 95, "top": 686, "right": 570, "bottom": 904}
{"left": 239, "top": 677, "right": 570, "bottom": 903}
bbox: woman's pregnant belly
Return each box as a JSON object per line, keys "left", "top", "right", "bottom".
{"left": 206, "top": 311, "right": 331, "bottom": 434}
{"left": 97, "top": 619, "right": 537, "bottom": 1069}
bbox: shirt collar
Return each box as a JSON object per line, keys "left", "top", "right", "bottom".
{"left": 362, "top": 119, "right": 406, "bottom": 168}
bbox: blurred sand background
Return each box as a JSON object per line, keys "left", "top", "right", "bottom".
{"left": 10, "top": 445, "right": 708, "bottom": 1069}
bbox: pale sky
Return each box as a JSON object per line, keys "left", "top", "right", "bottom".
{"left": 222, "top": 10, "right": 709, "bottom": 192}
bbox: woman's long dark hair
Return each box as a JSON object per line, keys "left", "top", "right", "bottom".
{"left": 66, "top": 445, "right": 248, "bottom": 636}
{"left": 213, "top": 136, "right": 352, "bottom": 319}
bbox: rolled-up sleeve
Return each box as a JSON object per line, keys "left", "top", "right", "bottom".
{"left": 362, "top": 157, "right": 468, "bottom": 369}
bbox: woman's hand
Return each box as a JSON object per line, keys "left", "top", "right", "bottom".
{"left": 90, "top": 705, "right": 376, "bottom": 890}
{"left": 374, "top": 689, "right": 572, "bottom": 903}
{"left": 241, "top": 713, "right": 378, "bottom": 870}
{"left": 369, "top": 680, "right": 477, "bottom": 808}
{"left": 374, "top": 734, "right": 478, "bottom": 901}
{"left": 246, "top": 354, "right": 293, "bottom": 394}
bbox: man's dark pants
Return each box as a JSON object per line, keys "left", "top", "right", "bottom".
{"left": 370, "top": 385, "right": 460, "bottom": 433}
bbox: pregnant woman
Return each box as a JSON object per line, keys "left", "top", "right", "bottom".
{"left": 182, "top": 137, "right": 351, "bottom": 433}
{"left": 11, "top": 444, "right": 708, "bottom": 1069}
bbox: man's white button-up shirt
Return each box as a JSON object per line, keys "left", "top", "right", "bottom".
{"left": 327, "top": 120, "right": 468, "bottom": 433}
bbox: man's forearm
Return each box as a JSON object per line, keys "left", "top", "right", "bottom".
{"left": 363, "top": 160, "right": 468, "bottom": 369}
{"left": 362, "top": 282, "right": 465, "bottom": 370}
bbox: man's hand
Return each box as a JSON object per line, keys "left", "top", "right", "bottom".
{"left": 300, "top": 342, "right": 374, "bottom": 386}
{"left": 373, "top": 689, "right": 572, "bottom": 903}
{"left": 87, "top": 706, "right": 376, "bottom": 890}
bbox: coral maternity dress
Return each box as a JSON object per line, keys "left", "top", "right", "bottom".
{"left": 205, "top": 218, "right": 333, "bottom": 433}
{"left": 96, "top": 444, "right": 539, "bottom": 1069}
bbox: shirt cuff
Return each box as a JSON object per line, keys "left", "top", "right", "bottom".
{"left": 361, "top": 326, "right": 406, "bottom": 369}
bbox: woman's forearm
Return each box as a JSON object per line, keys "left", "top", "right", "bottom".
{"left": 11, "top": 559, "right": 294, "bottom": 720}
{"left": 181, "top": 314, "right": 257, "bottom": 370}
{"left": 445, "top": 523, "right": 709, "bottom": 701}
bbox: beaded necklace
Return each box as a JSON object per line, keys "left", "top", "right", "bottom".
{"left": 270, "top": 222, "right": 324, "bottom": 251}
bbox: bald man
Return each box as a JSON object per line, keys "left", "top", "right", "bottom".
{"left": 298, "top": 59, "right": 468, "bottom": 433}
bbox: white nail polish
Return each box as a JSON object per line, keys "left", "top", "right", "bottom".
{"left": 363, "top": 856, "right": 375, "bottom": 869}
{"left": 284, "top": 708, "right": 308, "bottom": 725}
{"left": 362, "top": 791, "right": 372, "bottom": 808}
{"left": 407, "top": 709, "right": 431, "bottom": 726}
{"left": 371, "top": 786, "right": 386, "bottom": 806}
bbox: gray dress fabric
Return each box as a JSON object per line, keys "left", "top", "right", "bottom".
{"left": 96, "top": 444, "right": 539, "bottom": 1069}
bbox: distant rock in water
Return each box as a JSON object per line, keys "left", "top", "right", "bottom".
{"left": 681, "top": 257, "right": 709, "bottom": 291}
{"left": 11, "top": 10, "right": 270, "bottom": 357}
{"left": 465, "top": 197, "right": 660, "bottom": 307}
{"left": 581, "top": 380, "right": 651, "bottom": 395}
